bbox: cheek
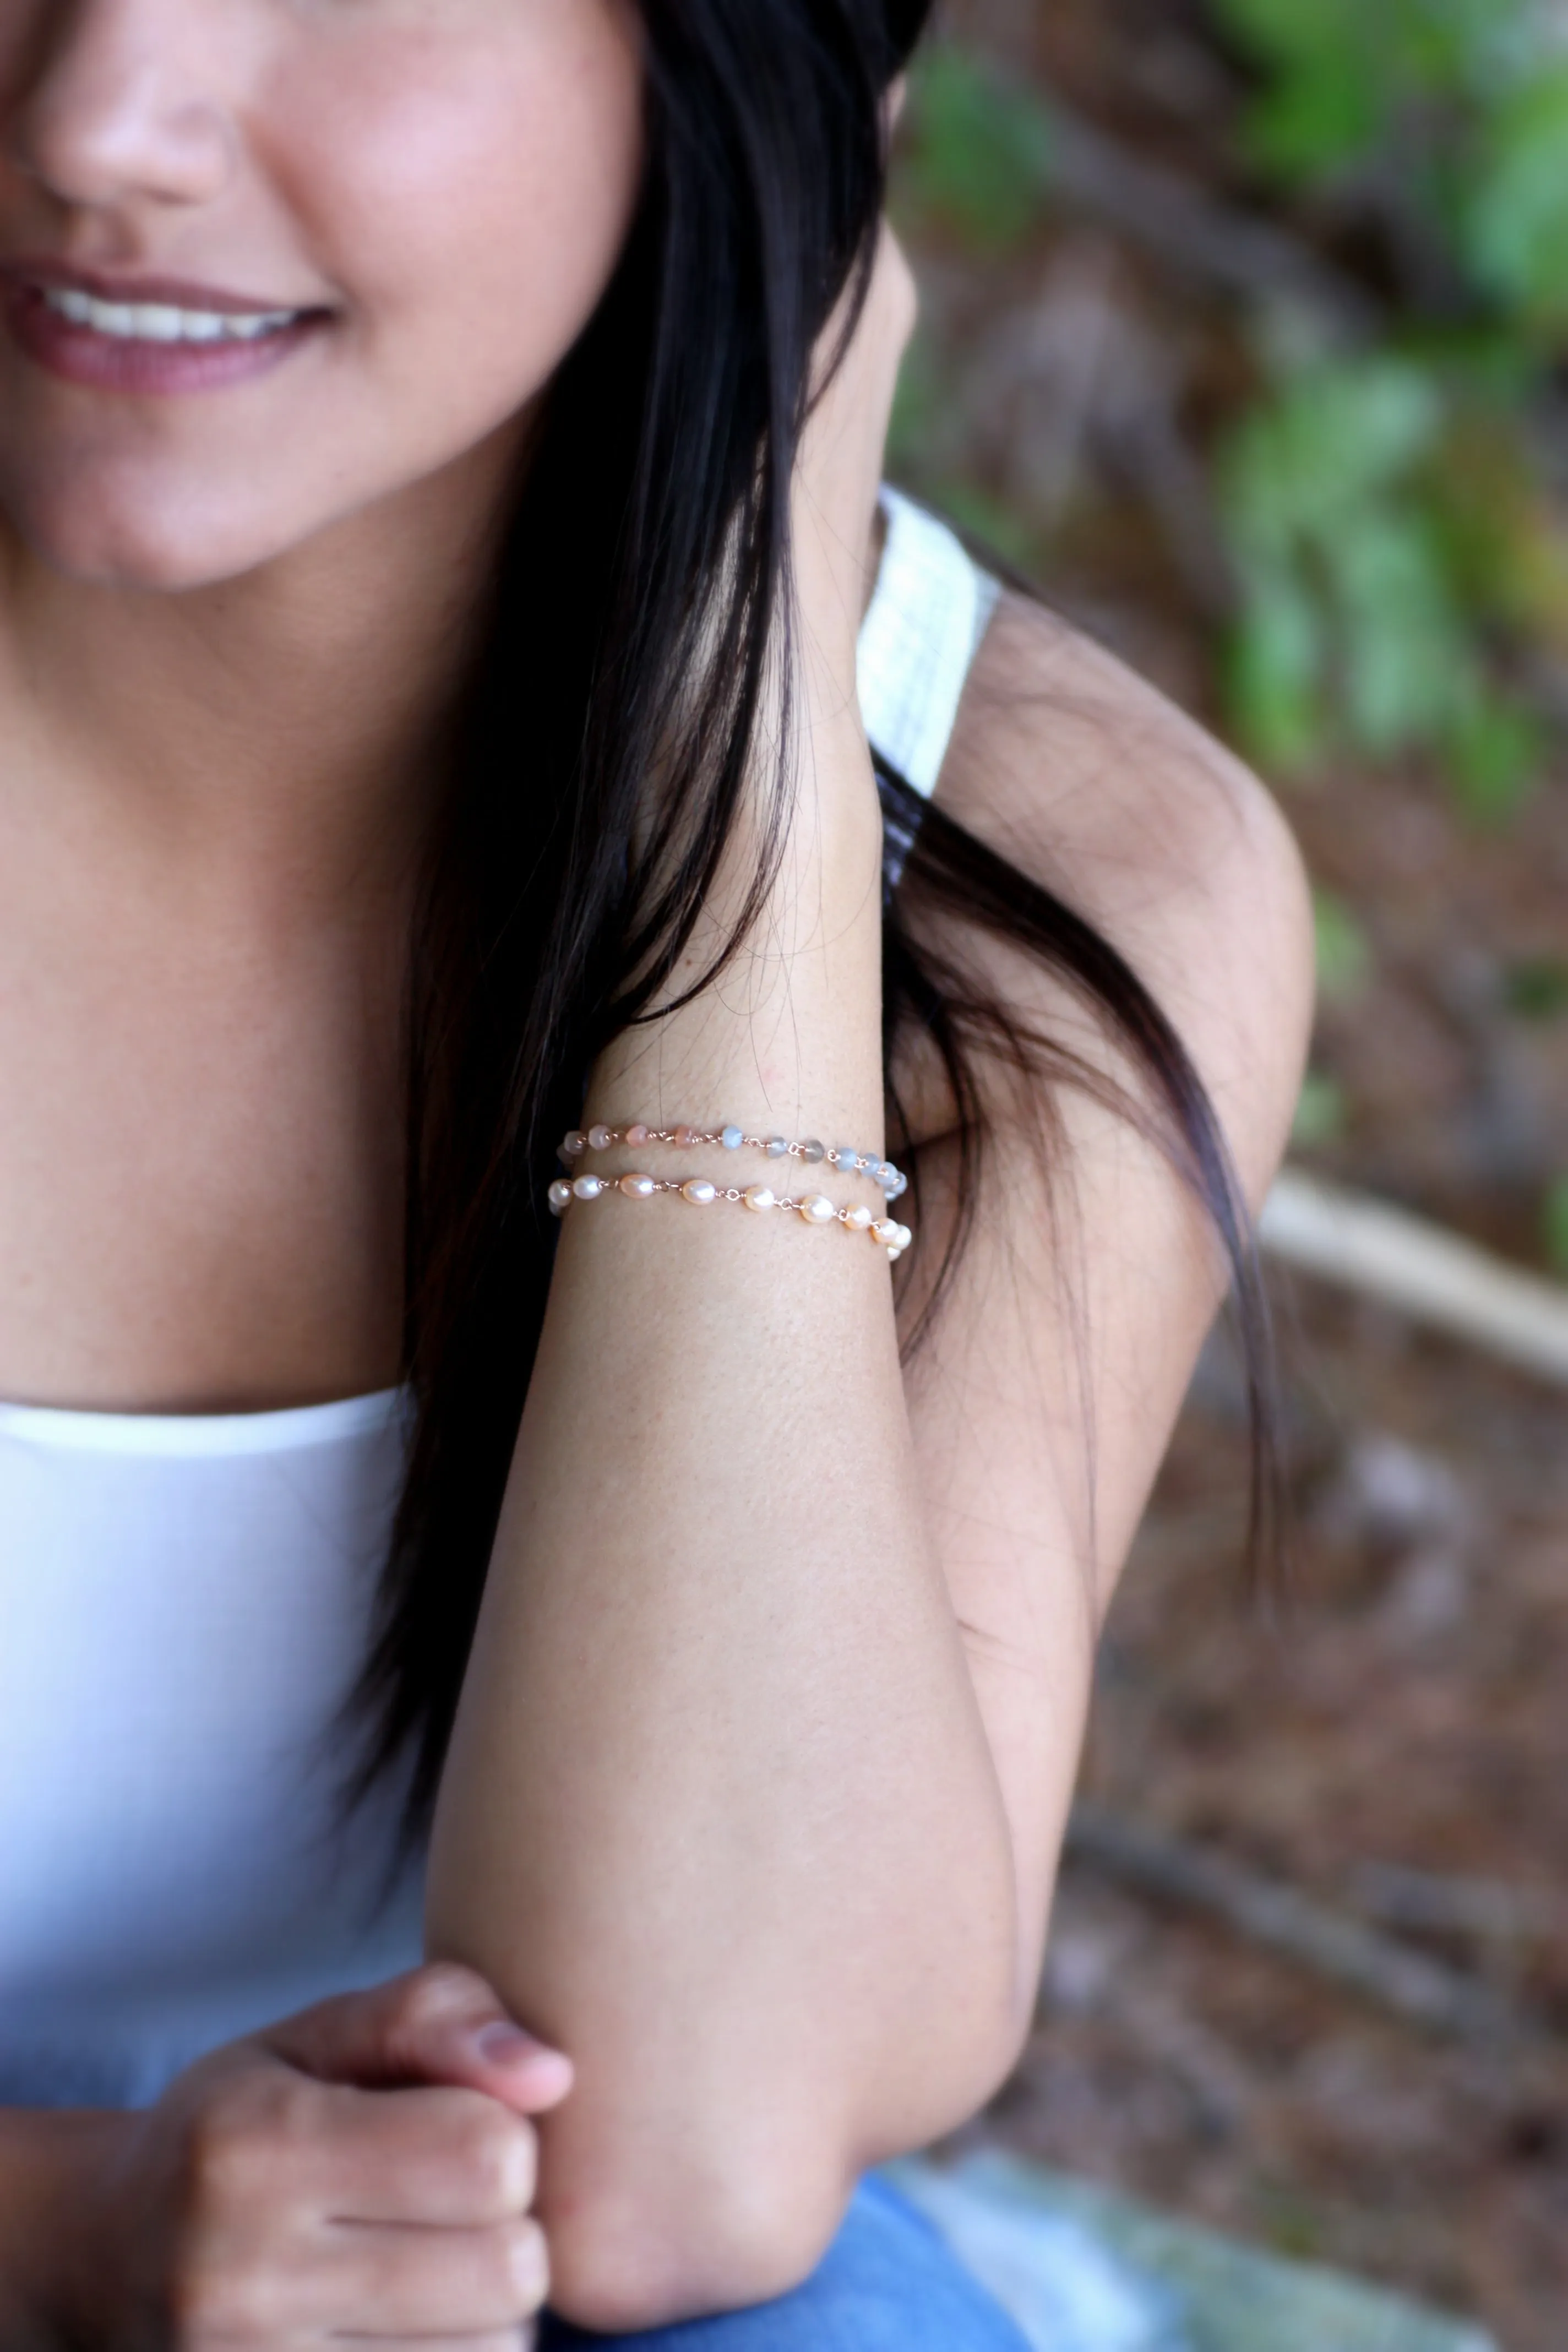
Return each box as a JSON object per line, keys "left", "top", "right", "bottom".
{"left": 281, "top": 15, "right": 645, "bottom": 423}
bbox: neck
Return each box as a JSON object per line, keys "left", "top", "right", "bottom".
{"left": 0, "top": 423, "right": 525, "bottom": 924}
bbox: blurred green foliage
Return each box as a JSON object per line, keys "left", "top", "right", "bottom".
{"left": 1217, "top": 355, "right": 1548, "bottom": 818}
{"left": 1544, "top": 1175, "right": 1568, "bottom": 1276}
{"left": 1504, "top": 957, "right": 1568, "bottom": 1020}
{"left": 1211, "top": 0, "right": 1568, "bottom": 807}
{"left": 894, "top": 46, "right": 1054, "bottom": 250}
{"left": 1311, "top": 888, "right": 1373, "bottom": 1000}
{"left": 891, "top": 4, "right": 1568, "bottom": 812}
{"left": 1291, "top": 1069, "right": 1349, "bottom": 1148}
{"left": 1210, "top": 0, "right": 1504, "bottom": 189}
{"left": 1210, "top": 0, "right": 1568, "bottom": 325}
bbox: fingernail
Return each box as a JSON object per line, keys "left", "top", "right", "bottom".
{"left": 475, "top": 2021, "right": 543, "bottom": 2066}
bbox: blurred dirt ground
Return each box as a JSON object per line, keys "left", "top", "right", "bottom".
{"left": 896, "top": 4, "right": 1568, "bottom": 2345}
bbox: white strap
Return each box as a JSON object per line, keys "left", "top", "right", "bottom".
{"left": 856, "top": 488, "right": 1001, "bottom": 799}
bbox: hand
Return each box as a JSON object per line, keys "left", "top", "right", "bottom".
{"left": 59, "top": 1963, "right": 572, "bottom": 2350}
{"left": 790, "top": 217, "right": 918, "bottom": 709}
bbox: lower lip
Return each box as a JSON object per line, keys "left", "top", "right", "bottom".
{"left": 4, "top": 284, "right": 328, "bottom": 394}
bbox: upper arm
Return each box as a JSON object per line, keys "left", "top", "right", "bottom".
{"left": 915, "top": 587, "right": 1314, "bottom": 1205}
{"left": 889, "top": 587, "right": 1314, "bottom": 1981}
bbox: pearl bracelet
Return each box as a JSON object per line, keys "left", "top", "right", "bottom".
{"left": 560, "top": 1122, "right": 908, "bottom": 1202}
{"left": 546, "top": 1170, "right": 913, "bottom": 1261}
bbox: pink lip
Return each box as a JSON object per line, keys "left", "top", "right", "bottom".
{"left": 2, "top": 272, "right": 333, "bottom": 396}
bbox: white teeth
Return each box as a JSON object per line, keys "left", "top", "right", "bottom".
{"left": 133, "top": 304, "right": 184, "bottom": 342}
{"left": 40, "top": 286, "right": 302, "bottom": 344}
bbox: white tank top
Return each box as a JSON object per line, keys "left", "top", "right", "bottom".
{"left": 0, "top": 494, "right": 998, "bottom": 2111}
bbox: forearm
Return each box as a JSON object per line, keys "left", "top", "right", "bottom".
{"left": 0, "top": 2109, "right": 128, "bottom": 2349}
{"left": 424, "top": 708, "right": 1021, "bottom": 2323}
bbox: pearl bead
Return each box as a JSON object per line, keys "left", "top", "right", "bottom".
{"left": 587, "top": 1123, "right": 612, "bottom": 1151}
{"left": 871, "top": 1217, "right": 900, "bottom": 1245}
{"left": 765, "top": 1135, "right": 789, "bottom": 1158}
{"left": 721, "top": 1124, "right": 744, "bottom": 1150}
{"left": 800, "top": 1194, "right": 836, "bottom": 1224}
{"left": 573, "top": 1174, "right": 606, "bottom": 1200}
{"left": 620, "top": 1172, "right": 657, "bottom": 1198}
{"left": 743, "top": 1185, "right": 776, "bottom": 1212}
{"left": 800, "top": 1138, "right": 825, "bottom": 1164}
{"left": 843, "top": 1202, "right": 873, "bottom": 1231}
{"left": 681, "top": 1178, "right": 717, "bottom": 1205}
{"left": 895, "top": 1223, "right": 913, "bottom": 1250}
{"left": 563, "top": 1130, "right": 586, "bottom": 1158}
{"left": 548, "top": 1179, "right": 573, "bottom": 1213}
{"left": 886, "top": 1246, "right": 903, "bottom": 1263}
{"left": 625, "top": 1122, "right": 650, "bottom": 1146}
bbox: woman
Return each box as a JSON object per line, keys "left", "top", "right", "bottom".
{"left": 0, "top": 0, "right": 1313, "bottom": 2342}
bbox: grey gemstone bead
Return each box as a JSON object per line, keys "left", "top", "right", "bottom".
{"left": 830, "top": 1145, "right": 859, "bottom": 1169}
{"left": 801, "top": 1138, "right": 826, "bottom": 1164}
{"left": 765, "top": 1134, "right": 790, "bottom": 1158}
{"left": 721, "top": 1125, "right": 744, "bottom": 1150}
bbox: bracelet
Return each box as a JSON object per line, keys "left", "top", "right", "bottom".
{"left": 546, "top": 1171, "right": 913, "bottom": 1260}
{"left": 560, "top": 1122, "right": 908, "bottom": 1201}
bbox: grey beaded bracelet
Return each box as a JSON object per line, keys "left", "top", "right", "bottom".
{"left": 560, "top": 1121, "right": 909, "bottom": 1201}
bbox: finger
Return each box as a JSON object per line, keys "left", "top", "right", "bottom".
{"left": 323, "top": 2334, "right": 527, "bottom": 2350}
{"left": 291, "top": 2083, "right": 539, "bottom": 2226}
{"left": 311, "top": 2216, "right": 549, "bottom": 2338}
{"left": 263, "top": 1963, "right": 574, "bottom": 2115}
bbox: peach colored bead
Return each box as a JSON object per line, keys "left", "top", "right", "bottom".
{"left": 625, "top": 1122, "right": 650, "bottom": 1146}
{"left": 675, "top": 1125, "right": 700, "bottom": 1148}
{"left": 587, "top": 1123, "right": 612, "bottom": 1151}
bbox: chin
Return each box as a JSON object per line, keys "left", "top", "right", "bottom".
{"left": 0, "top": 459, "right": 315, "bottom": 592}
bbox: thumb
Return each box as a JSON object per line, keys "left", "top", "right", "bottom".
{"left": 261, "top": 1961, "right": 575, "bottom": 2116}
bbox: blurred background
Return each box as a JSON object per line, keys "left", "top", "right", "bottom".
{"left": 886, "top": 3, "right": 1568, "bottom": 2343}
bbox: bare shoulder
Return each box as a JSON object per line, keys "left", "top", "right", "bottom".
{"left": 929, "top": 586, "right": 1316, "bottom": 1206}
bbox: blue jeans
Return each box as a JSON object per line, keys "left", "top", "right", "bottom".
{"left": 538, "top": 2174, "right": 1031, "bottom": 2348}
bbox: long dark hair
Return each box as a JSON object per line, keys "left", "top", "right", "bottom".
{"left": 330, "top": 0, "right": 1281, "bottom": 1876}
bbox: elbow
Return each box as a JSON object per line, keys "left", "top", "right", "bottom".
{"left": 535, "top": 1866, "right": 1028, "bottom": 2329}
{"left": 541, "top": 2146, "right": 852, "bottom": 2334}
{"left": 537, "top": 2016, "right": 1027, "bottom": 2333}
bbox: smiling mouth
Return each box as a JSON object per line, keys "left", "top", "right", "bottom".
{"left": 39, "top": 284, "right": 307, "bottom": 345}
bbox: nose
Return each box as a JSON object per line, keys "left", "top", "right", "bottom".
{"left": 5, "top": 0, "right": 234, "bottom": 213}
